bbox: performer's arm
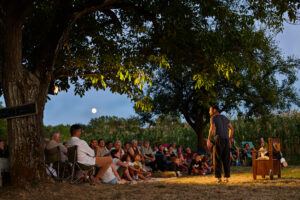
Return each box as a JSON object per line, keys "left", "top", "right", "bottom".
{"left": 228, "top": 122, "right": 234, "bottom": 139}
{"left": 207, "top": 119, "right": 215, "bottom": 148}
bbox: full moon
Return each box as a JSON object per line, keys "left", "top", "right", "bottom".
{"left": 91, "top": 108, "right": 97, "bottom": 114}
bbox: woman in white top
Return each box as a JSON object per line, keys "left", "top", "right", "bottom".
{"left": 111, "top": 149, "right": 136, "bottom": 183}
{"left": 101, "top": 164, "right": 121, "bottom": 184}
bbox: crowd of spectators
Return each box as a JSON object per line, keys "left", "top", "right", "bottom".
{"left": 0, "top": 124, "right": 288, "bottom": 185}
{"left": 44, "top": 124, "right": 215, "bottom": 184}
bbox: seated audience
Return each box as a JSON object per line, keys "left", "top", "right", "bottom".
{"left": 46, "top": 131, "right": 67, "bottom": 162}
{"left": 105, "top": 141, "right": 113, "bottom": 151}
{"left": 176, "top": 146, "right": 189, "bottom": 171}
{"left": 133, "top": 154, "right": 151, "bottom": 180}
{"left": 0, "top": 139, "right": 9, "bottom": 158}
{"left": 183, "top": 147, "right": 195, "bottom": 164}
{"left": 90, "top": 139, "right": 99, "bottom": 155}
{"left": 152, "top": 145, "right": 158, "bottom": 155}
{"left": 241, "top": 143, "right": 255, "bottom": 165}
{"left": 168, "top": 157, "right": 182, "bottom": 177}
{"left": 166, "top": 145, "right": 176, "bottom": 158}
{"left": 201, "top": 155, "right": 213, "bottom": 174}
{"left": 97, "top": 139, "right": 109, "bottom": 157}
{"left": 189, "top": 154, "right": 204, "bottom": 175}
{"left": 110, "top": 140, "right": 125, "bottom": 157}
{"left": 241, "top": 143, "right": 255, "bottom": 158}
{"left": 141, "top": 141, "right": 156, "bottom": 170}
{"left": 111, "top": 149, "right": 135, "bottom": 183}
{"left": 258, "top": 137, "right": 287, "bottom": 167}
{"left": 171, "top": 142, "right": 177, "bottom": 154}
{"left": 67, "top": 124, "right": 112, "bottom": 184}
{"left": 128, "top": 140, "right": 142, "bottom": 159}
{"left": 123, "top": 142, "right": 131, "bottom": 154}
{"left": 101, "top": 164, "right": 122, "bottom": 184}
{"left": 138, "top": 140, "right": 143, "bottom": 151}
{"left": 258, "top": 137, "right": 268, "bottom": 152}
{"left": 155, "top": 144, "right": 168, "bottom": 171}
{"left": 122, "top": 154, "right": 140, "bottom": 180}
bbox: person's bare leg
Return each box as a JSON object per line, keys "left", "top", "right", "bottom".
{"left": 124, "top": 168, "right": 133, "bottom": 181}
{"left": 129, "top": 169, "right": 135, "bottom": 177}
{"left": 138, "top": 173, "right": 146, "bottom": 180}
{"left": 95, "top": 156, "right": 112, "bottom": 179}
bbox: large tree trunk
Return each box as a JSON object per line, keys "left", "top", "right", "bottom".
{"left": 195, "top": 126, "right": 205, "bottom": 152}
{"left": 2, "top": 13, "right": 50, "bottom": 185}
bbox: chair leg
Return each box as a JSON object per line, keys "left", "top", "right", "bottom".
{"left": 57, "top": 163, "right": 60, "bottom": 181}
{"left": 70, "top": 164, "right": 75, "bottom": 184}
{"left": 88, "top": 169, "right": 95, "bottom": 185}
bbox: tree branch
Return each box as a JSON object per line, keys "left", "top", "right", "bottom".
{"left": 33, "top": 0, "right": 158, "bottom": 84}
{"left": 56, "top": 73, "right": 101, "bottom": 79}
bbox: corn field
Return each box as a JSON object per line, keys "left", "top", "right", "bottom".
{"left": 232, "top": 110, "right": 300, "bottom": 160}
{"left": 40, "top": 111, "right": 300, "bottom": 162}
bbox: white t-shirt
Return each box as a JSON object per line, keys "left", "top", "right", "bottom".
{"left": 112, "top": 158, "right": 121, "bottom": 170}
{"left": 67, "top": 137, "right": 95, "bottom": 166}
{"left": 101, "top": 166, "right": 116, "bottom": 183}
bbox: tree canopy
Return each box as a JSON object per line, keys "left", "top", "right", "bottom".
{"left": 136, "top": 1, "right": 300, "bottom": 150}
{"left": 0, "top": 0, "right": 299, "bottom": 184}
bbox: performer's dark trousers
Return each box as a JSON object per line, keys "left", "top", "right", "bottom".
{"left": 213, "top": 135, "right": 230, "bottom": 178}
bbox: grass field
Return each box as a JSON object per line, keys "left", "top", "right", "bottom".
{"left": 1, "top": 166, "right": 300, "bottom": 200}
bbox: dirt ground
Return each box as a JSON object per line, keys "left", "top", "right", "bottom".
{"left": 1, "top": 166, "right": 300, "bottom": 200}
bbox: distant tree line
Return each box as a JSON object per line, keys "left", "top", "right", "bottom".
{"left": 41, "top": 111, "right": 300, "bottom": 160}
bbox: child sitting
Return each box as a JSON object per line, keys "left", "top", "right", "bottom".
{"left": 122, "top": 154, "right": 140, "bottom": 179}
{"left": 111, "top": 150, "right": 136, "bottom": 184}
{"left": 189, "top": 154, "right": 205, "bottom": 175}
{"left": 169, "top": 157, "right": 182, "bottom": 177}
{"left": 132, "top": 154, "right": 151, "bottom": 180}
{"left": 201, "top": 155, "right": 213, "bottom": 174}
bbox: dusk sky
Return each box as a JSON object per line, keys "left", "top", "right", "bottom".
{"left": 1, "top": 23, "right": 300, "bottom": 126}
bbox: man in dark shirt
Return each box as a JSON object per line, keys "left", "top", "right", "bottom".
{"left": 207, "top": 105, "right": 234, "bottom": 183}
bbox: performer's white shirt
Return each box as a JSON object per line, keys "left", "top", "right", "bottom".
{"left": 67, "top": 137, "right": 95, "bottom": 165}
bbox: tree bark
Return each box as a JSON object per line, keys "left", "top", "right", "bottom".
{"left": 182, "top": 112, "right": 207, "bottom": 152}
{"left": 195, "top": 125, "right": 205, "bottom": 152}
{"left": 2, "top": 13, "right": 50, "bottom": 185}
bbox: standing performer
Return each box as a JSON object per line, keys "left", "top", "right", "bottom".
{"left": 207, "top": 105, "right": 234, "bottom": 183}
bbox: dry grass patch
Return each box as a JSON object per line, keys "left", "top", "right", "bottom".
{"left": 1, "top": 166, "right": 300, "bottom": 200}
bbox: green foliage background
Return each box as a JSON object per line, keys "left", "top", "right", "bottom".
{"left": 42, "top": 111, "right": 300, "bottom": 160}
{"left": 0, "top": 106, "right": 299, "bottom": 161}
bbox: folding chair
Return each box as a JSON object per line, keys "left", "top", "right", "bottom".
{"left": 45, "top": 146, "right": 62, "bottom": 181}
{"left": 241, "top": 141, "right": 255, "bottom": 158}
{"left": 67, "top": 145, "right": 94, "bottom": 184}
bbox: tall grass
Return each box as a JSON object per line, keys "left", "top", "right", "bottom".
{"left": 232, "top": 110, "right": 300, "bottom": 160}
{"left": 42, "top": 111, "right": 300, "bottom": 162}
